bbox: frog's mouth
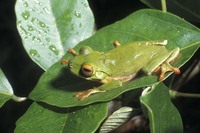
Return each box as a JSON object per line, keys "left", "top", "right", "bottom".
{"left": 82, "top": 70, "right": 109, "bottom": 81}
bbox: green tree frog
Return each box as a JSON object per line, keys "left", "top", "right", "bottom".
{"left": 61, "top": 40, "right": 180, "bottom": 100}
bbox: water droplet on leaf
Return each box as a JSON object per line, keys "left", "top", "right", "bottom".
{"left": 83, "top": 2, "right": 88, "bottom": 7}
{"left": 39, "top": 21, "right": 46, "bottom": 28}
{"left": 38, "top": 2, "right": 43, "bottom": 6}
{"left": 46, "top": 38, "right": 50, "bottom": 42}
{"left": 29, "top": 49, "right": 38, "bottom": 56}
{"left": 23, "top": 1, "right": 28, "bottom": 7}
{"left": 49, "top": 45, "right": 59, "bottom": 55}
{"left": 75, "top": 11, "right": 81, "bottom": 18}
{"left": 27, "top": 25, "right": 34, "bottom": 31}
{"left": 22, "top": 11, "right": 30, "bottom": 20}
{"left": 43, "top": 7, "right": 50, "bottom": 14}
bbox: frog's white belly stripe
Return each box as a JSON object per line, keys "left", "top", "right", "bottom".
{"left": 113, "top": 73, "right": 137, "bottom": 82}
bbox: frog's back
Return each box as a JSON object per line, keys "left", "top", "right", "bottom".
{"left": 103, "top": 41, "right": 168, "bottom": 77}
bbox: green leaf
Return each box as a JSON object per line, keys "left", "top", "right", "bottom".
{"left": 140, "top": 83, "right": 183, "bottom": 133}
{"left": 0, "top": 69, "right": 13, "bottom": 107}
{"left": 141, "top": 0, "right": 200, "bottom": 22}
{"left": 0, "top": 69, "right": 26, "bottom": 106}
{"left": 15, "top": 102, "right": 108, "bottom": 133}
{"left": 15, "top": 0, "right": 94, "bottom": 70}
{"left": 29, "top": 9, "right": 200, "bottom": 107}
{"left": 99, "top": 107, "right": 139, "bottom": 133}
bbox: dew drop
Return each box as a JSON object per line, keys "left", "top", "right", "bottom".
{"left": 40, "top": 29, "right": 47, "bottom": 35}
{"left": 83, "top": 2, "right": 88, "bottom": 7}
{"left": 27, "top": 33, "right": 32, "bottom": 36}
{"left": 40, "top": 42, "right": 45, "bottom": 46}
{"left": 22, "top": 11, "right": 30, "bottom": 20}
{"left": 32, "top": 36, "right": 41, "bottom": 42}
{"left": 19, "top": 26, "right": 28, "bottom": 35}
{"left": 31, "top": 18, "right": 35, "bottom": 23}
{"left": 17, "top": 20, "right": 22, "bottom": 26}
{"left": 49, "top": 45, "right": 59, "bottom": 55}
{"left": 46, "top": 38, "right": 50, "bottom": 42}
{"left": 43, "top": 7, "right": 50, "bottom": 14}
{"left": 27, "top": 25, "right": 34, "bottom": 31}
{"left": 38, "top": 2, "right": 43, "bottom": 6}
{"left": 29, "top": 49, "right": 38, "bottom": 56}
{"left": 74, "top": 11, "right": 81, "bottom": 18}
{"left": 39, "top": 21, "right": 46, "bottom": 28}
{"left": 23, "top": 1, "right": 28, "bottom": 7}
{"left": 31, "top": 18, "right": 38, "bottom": 24}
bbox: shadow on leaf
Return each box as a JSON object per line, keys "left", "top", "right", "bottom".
{"left": 51, "top": 67, "right": 101, "bottom": 93}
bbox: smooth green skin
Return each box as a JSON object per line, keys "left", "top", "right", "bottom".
{"left": 67, "top": 40, "right": 179, "bottom": 98}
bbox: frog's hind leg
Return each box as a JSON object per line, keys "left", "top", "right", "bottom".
{"left": 157, "top": 47, "right": 180, "bottom": 81}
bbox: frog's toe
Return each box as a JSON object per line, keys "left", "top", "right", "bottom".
{"left": 61, "top": 59, "right": 68, "bottom": 65}
{"left": 74, "top": 88, "right": 105, "bottom": 100}
{"left": 171, "top": 67, "right": 180, "bottom": 75}
{"left": 68, "top": 48, "right": 78, "bottom": 56}
{"left": 113, "top": 41, "right": 121, "bottom": 47}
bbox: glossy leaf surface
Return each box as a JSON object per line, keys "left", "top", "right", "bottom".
{"left": 0, "top": 69, "right": 13, "bottom": 107}
{"left": 29, "top": 9, "right": 200, "bottom": 107}
{"left": 15, "top": 102, "right": 108, "bottom": 133}
{"left": 100, "top": 107, "right": 139, "bottom": 133}
{"left": 15, "top": 0, "right": 94, "bottom": 70}
{"left": 140, "top": 83, "right": 183, "bottom": 133}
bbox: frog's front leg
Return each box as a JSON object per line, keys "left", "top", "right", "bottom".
{"left": 74, "top": 79, "right": 122, "bottom": 100}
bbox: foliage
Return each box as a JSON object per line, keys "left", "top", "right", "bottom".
{"left": 0, "top": 0, "right": 199, "bottom": 132}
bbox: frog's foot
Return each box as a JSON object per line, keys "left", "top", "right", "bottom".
{"left": 153, "top": 47, "right": 180, "bottom": 81}
{"left": 158, "top": 62, "right": 180, "bottom": 81}
{"left": 74, "top": 88, "right": 106, "bottom": 100}
{"left": 113, "top": 41, "right": 121, "bottom": 47}
{"left": 61, "top": 59, "right": 68, "bottom": 65}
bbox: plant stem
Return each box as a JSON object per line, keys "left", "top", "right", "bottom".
{"left": 170, "top": 90, "right": 200, "bottom": 99}
{"left": 161, "top": 0, "right": 167, "bottom": 12}
{"left": 12, "top": 95, "right": 27, "bottom": 102}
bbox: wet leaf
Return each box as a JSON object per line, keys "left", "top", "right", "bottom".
{"left": 15, "top": 0, "right": 94, "bottom": 70}
{"left": 0, "top": 69, "right": 13, "bottom": 107}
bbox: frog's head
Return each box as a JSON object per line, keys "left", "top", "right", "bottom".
{"left": 67, "top": 46, "right": 110, "bottom": 82}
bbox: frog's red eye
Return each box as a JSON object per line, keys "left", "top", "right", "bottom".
{"left": 81, "top": 64, "right": 93, "bottom": 77}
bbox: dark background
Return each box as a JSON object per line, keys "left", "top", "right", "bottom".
{"left": 0, "top": 0, "right": 199, "bottom": 132}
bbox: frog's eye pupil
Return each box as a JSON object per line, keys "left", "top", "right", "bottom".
{"left": 81, "top": 64, "right": 93, "bottom": 77}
